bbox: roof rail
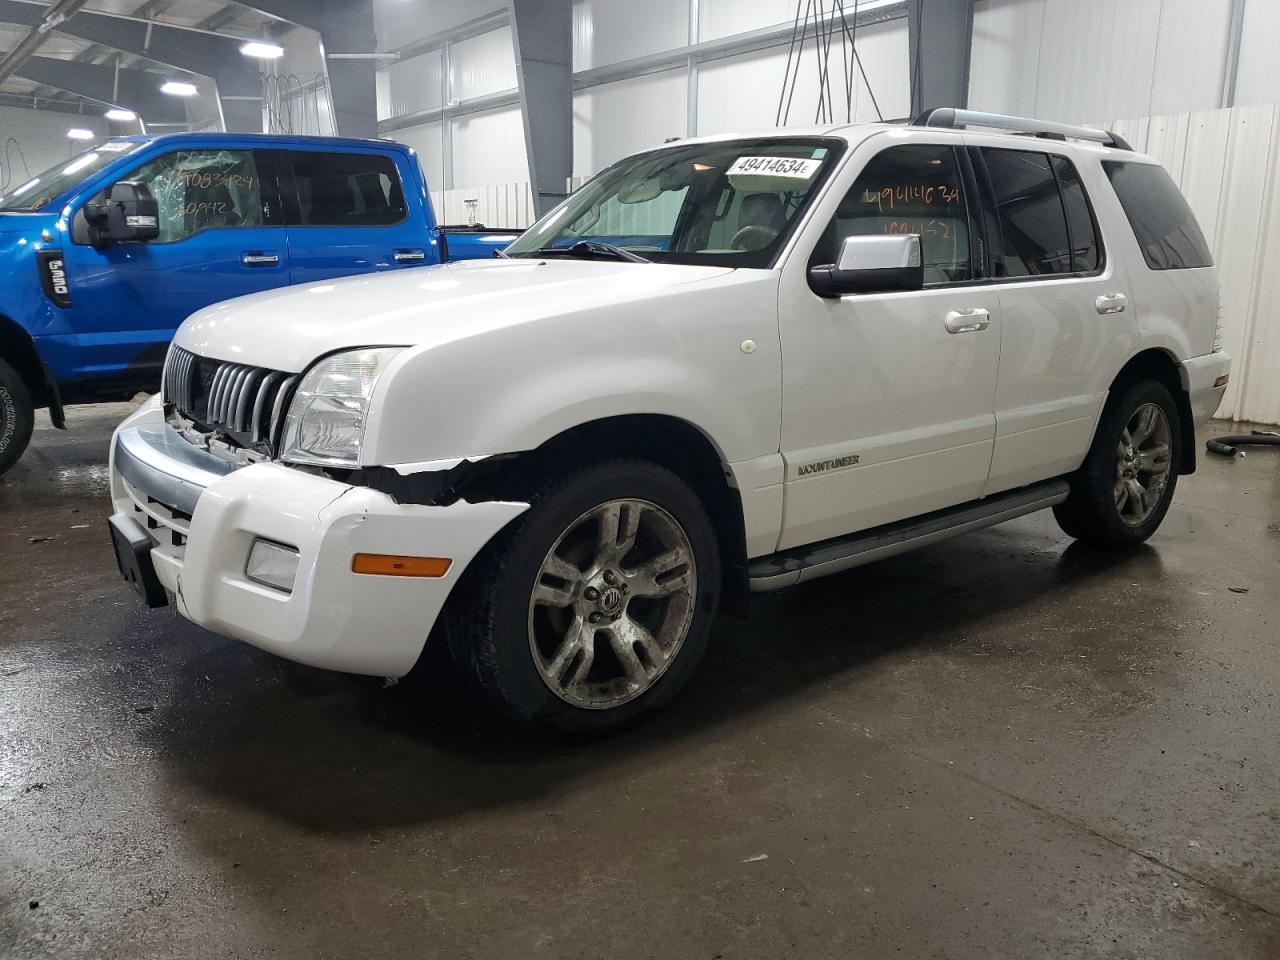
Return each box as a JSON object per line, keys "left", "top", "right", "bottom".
{"left": 911, "top": 108, "right": 1133, "bottom": 151}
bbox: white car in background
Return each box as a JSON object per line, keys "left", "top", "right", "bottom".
{"left": 108, "top": 109, "right": 1230, "bottom": 735}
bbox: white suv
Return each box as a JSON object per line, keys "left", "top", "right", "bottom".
{"left": 108, "top": 109, "right": 1230, "bottom": 735}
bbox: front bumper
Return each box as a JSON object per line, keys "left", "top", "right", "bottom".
{"left": 1181, "top": 351, "right": 1231, "bottom": 425}
{"left": 109, "top": 396, "right": 528, "bottom": 677}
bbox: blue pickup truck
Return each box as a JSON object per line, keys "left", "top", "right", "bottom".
{"left": 0, "top": 132, "right": 518, "bottom": 473}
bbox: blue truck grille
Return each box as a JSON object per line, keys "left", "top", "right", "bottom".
{"left": 163, "top": 346, "right": 299, "bottom": 451}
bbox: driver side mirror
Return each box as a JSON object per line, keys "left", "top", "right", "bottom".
{"left": 809, "top": 234, "right": 923, "bottom": 298}
{"left": 84, "top": 181, "right": 159, "bottom": 246}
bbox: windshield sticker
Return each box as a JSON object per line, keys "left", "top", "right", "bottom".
{"left": 98, "top": 141, "right": 133, "bottom": 152}
{"left": 727, "top": 156, "right": 823, "bottom": 179}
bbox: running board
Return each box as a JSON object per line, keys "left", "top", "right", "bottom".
{"left": 748, "top": 479, "right": 1070, "bottom": 592}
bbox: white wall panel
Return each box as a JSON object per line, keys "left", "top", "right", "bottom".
{"left": 452, "top": 105, "right": 528, "bottom": 189}
{"left": 0, "top": 107, "right": 109, "bottom": 187}
{"left": 394, "top": 120, "right": 445, "bottom": 192}
{"left": 698, "top": 18, "right": 909, "bottom": 136}
{"left": 575, "top": 0, "right": 689, "bottom": 70}
{"left": 386, "top": 49, "right": 444, "bottom": 118}
{"left": 972, "top": 0, "right": 1233, "bottom": 123}
{"left": 574, "top": 69, "right": 686, "bottom": 176}
{"left": 699, "top": 0, "right": 805, "bottom": 42}
{"left": 1234, "top": 0, "right": 1280, "bottom": 108}
{"left": 451, "top": 25, "right": 517, "bottom": 101}
{"left": 969, "top": 0, "right": 1045, "bottom": 117}
{"left": 374, "top": 0, "right": 505, "bottom": 50}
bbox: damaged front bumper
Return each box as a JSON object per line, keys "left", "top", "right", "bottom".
{"left": 108, "top": 396, "right": 528, "bottom": 677}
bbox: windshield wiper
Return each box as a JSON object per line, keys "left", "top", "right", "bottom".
{"left": 533, "top": 240, "right": 650, "bottom": 264}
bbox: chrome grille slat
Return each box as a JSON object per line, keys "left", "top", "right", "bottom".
{"left": 163, "top": 345, "right": 296, "bottom": 455}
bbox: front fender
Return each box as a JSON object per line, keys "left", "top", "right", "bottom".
{"left": 361, "top": 270, "right": 782, "bottom": 468}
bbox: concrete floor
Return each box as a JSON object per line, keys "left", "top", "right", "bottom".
{"left": 1, "top": 401, "right": 1278, "bottom": 960}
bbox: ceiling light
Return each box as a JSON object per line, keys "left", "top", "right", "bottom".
{"left": 104, "top": 108, "right": 137, "bottom": 122}
{"left": 66, "top": 128, "right": 94, "bottom": 140}
{"left": 160, "top": 80, "right": 197, "bottom": 97}
{"left": 240, "top": 40, "right": 284, "bottom": 59}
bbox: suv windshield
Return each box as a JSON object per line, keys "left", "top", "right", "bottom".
{"left": 506, "top": 137, "right": 845, "bottom": 268}
{"left": 0, "top": 141, "right": 143, "bottom": 213}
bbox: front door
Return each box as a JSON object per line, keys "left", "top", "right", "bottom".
{"left": 61, "top": 146, "right": 287, "bottom": 384}
{"left": 776, "top": 140, "right": 1001, "bottom": 550}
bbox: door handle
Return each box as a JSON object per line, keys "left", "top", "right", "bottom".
{"left": 241, "top": 252, "right": 280, "bottom": 267}
{"left": 393, "top": 249, "right": 427, "bottom": 263}
{"left": 944, "top": 307, "right": 991, "bottom": 334}
{"left": 1095, "top": 293, "right": 1127, "bottom": 315}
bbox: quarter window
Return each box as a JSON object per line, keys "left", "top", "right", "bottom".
{"left": 1102, "top": 160, "right": 1212, "bottom": 270}
{"left": 289, "top": 151, "right": 406, "bottom": 226}
{"left": 1051, "top": 156, "right": 1102, "bottom": 272}
{"left": 118, "top": 149, "right": 263, "bottom": 243}
{"left": 816, "top": 144, "right": 974, "bottom": 284}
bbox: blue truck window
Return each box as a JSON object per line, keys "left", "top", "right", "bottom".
{"left": 107, "top": 150, "right": 264, "bottom": 243}
{"left": 289, "top": 152, "right": 406, "bottom": 227}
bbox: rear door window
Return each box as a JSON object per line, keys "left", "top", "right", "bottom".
{"left": 288, "top": 151, "right": 407, "bottom": 227}
{"left": 1102, "top": 160, "right": 1212, "bottom": 269}
{"left": 1051, "top": 156, "right": 1102, "bottom": 272}
{"left": 982, "top": 149, "right": 1073, "bottom": 277}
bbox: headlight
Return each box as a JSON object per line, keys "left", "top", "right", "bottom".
{"left": 280, "top": 347, "right": 405, "bottom": 468}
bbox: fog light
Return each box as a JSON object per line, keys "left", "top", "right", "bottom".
{"left": 246, "top": 538, "right": 300, "bottom": 593}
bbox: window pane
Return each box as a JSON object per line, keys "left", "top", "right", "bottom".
{"left": 290, "top": 152, "right": 407, "bottom": 226}
{"left": 505, "top": 137, "right": 842, "bottom": 268}
{"left": 124, "top": 150, "right": 263, "bottom": 242}
{"left": 1103, "top": 160, "right": 1212, "bottom": 270}
{"left": 1051, "top": 156, "right": 1101, "bottom": 272}
{"left": 817, "top": 144, "right": 972, "bottom": 284}
{"left": 983, "top": 149, "right": 1072, "bottom": 277}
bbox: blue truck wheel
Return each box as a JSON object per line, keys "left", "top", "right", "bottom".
{"left": 0, "top": 358, "right": 34, "bottom": 475}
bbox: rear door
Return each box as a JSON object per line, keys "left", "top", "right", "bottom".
{"left": 60, "top": 145, "right": 287, "bottom": 384}
{"left": 969, "top": 140, "right": 1139, "bottom": 495}
{"left": 279, "top": 148, "right": 429, "bottom": 283}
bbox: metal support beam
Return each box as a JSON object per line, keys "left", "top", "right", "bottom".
{"left": 234, "top": 0, "right": 378, "bottom": 138}
{"left": 0, "top": 0, "right": 91, "bottom": 87}
{"left": 906, "top": 0, "right": 974, "bottom": 115}
{"left": 14, "top": 53, "right": 185, "bottom": 123}
{"left": 0, "top": 0, "right": 263, "bottom": 130}
{"left": 508, "top": 0, "right": 573, "bottom": 216}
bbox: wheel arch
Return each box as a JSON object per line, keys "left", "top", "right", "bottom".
{"left": 1110, "top": 347, "right": 1196, "bottom": 475}
{"left": 482, "top": 413, "right": 751, "bottom": 619}
{"left": 0, "top": 314, "right": 52, "bottom": 410}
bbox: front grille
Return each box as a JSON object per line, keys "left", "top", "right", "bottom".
{"left": 163, "top": 345, "right": 299, "bottom": 452}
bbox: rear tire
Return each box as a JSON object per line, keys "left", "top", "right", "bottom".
{"left": 444, "top": 458, "right": 721, "bottom": 736}
{"left": 0, "top": 358, "right": 34, "bottom": 475}
{"left": 1053, "top": 378, "right": 1181, "bottom": 548}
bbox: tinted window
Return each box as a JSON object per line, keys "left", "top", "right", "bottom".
{"left": 815, "top": 144, "right": 973, "bottom": 284}
{"left": 983, "top": 149, "right": 1074, "bottom": 277}
{"left": 1051, "top": 156, "right": 1102, "bottom": 272}
{"left": 290, "top": 151, "right": 406, "bottom": 226}
{"left": 1103, "top": 160, "right": 1212, "bottom": 269}
{"left": 116, "top": 149, "right": 263, "bottom": 243}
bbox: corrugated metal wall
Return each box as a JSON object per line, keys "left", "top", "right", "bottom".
{"left": 1108, "top": 104, "right": 1280, "bottom": 424}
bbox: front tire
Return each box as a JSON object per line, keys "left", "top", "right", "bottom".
{"left": 0, "top": 358, "right": 34, "bottom": 475}
{"left": 445, "top": 459, "right": 721, "bottom": 736}
{"left": 1053, "top": 378, "right": 1181, "bottom": 548}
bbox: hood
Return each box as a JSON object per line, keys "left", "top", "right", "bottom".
{"left": 174, "top": 257, "right": 738, "bottom": 372}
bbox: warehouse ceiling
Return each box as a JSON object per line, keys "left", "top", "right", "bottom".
{"left": 0, "top": 0, "right": 281, "bottom": 113}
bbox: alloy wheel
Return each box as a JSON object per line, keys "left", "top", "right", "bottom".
{"left": 1114, "top": 402, "right": 1173, "bottom": 527}
{"left": 528, "top": 498, "right": 697, "bottom": 709}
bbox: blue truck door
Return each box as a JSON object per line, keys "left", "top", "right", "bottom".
{"left": 59, "top": 146, "right": 287, "bottom": 383}
{"left": 278, "top": 148, "right": 429, "bottom": 283}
